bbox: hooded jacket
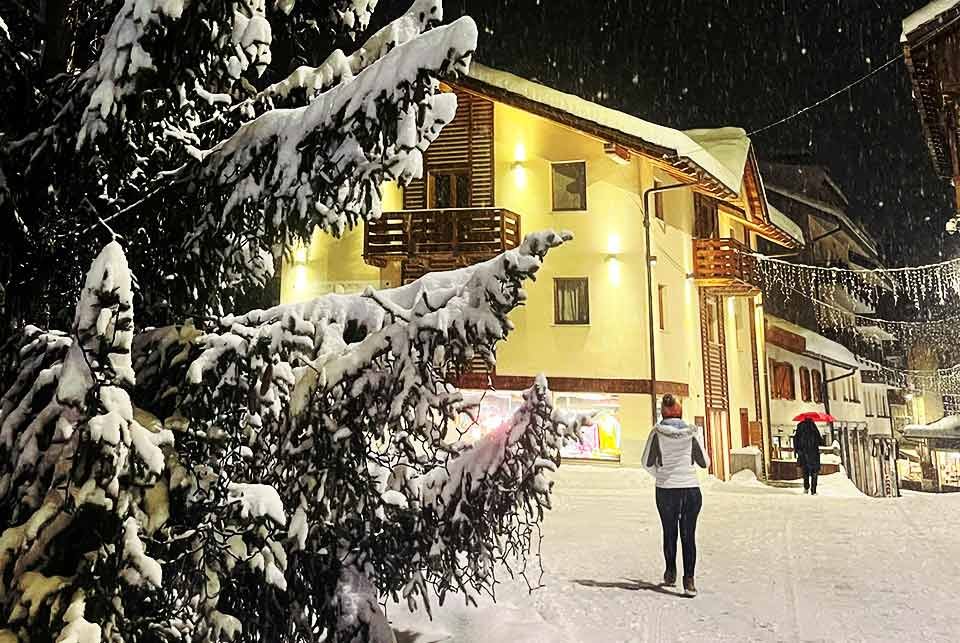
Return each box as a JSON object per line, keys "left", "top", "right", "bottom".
{"left": 641, "top": 418, "right": 711, "bottom": 488}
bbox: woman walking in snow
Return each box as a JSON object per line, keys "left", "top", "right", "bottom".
{"left": 794, "top": 418, "right": 823, "bottom": 495}
{"left": 642, "top": 395, "right": 710, "bottom": 597}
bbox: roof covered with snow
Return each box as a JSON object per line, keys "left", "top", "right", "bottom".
{"left": 903, "top": 1, "right": 960, "bottom": 40}
{"left": 465, "top": 64, "right": 744, "bottom": 195}
{"left": 904, "top": 415, "right": 960, "bottom": 439}
{"left": 767, "top": 202, "right": 805, "bottom": 245}
{"left": 767, "top": 316, "right": 860, "bottom": 368}
{"left": 684, "top": 127, "right": 751, "bottom": 195}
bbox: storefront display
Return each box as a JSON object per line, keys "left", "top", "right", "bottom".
{"left": 457, "top": 389, "right": 622, "bottom": 462}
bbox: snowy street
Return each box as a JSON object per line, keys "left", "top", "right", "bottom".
{"left": 393, "top": 466, "right": 960, "bottom": 642}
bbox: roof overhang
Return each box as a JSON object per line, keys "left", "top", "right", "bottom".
{"left": 452, "top": 65, "right": 802, "bottom": 249}
{"left": 902, "top": 2, "right": 960, "bottom": 180}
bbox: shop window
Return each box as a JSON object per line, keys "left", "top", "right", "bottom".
{"left": 658, "top": 284, "right": 667, "bottom": 330}
{"left": 772, "top": 362, "right": 795, "bottom": 400}
{"left": 429, "top": 169, "right": 470, "bottom": 208}
{"left": 654, "top": 179, "right": 665, "bottom": 220}
{"left": 812, "top": 370, "right": 823, "bottom": 403}
{"left": 799, "top": 367, "right": 812, "bottom": 402}
{"left": 554, "top": 277, "right": 589, "bottom": 325}
{"left": 551, "top": 161, "right": 587, "bottom": 211}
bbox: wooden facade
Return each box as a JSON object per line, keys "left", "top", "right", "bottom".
{"left": 903, "top": 6, "right": 960, "bottom": 210}
{"left": 364, "top": 86, "right": 512, "bottom": 277}
{"left": 692, "top": 237, "right": 760, "bottom": 297}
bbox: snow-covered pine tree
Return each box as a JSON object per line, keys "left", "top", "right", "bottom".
{"left": 1, "top": 231, "right": 583, "bottom": 642}
{"left": 0, "top": 0, "right": 477, "bottom": 330}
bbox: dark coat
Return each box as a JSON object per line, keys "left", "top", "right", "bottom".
{"left": 794, "top": 419, "right": 823, "bottom": 470}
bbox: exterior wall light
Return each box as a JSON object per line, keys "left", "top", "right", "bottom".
{"left": 649, "top": 255, "right": 658, "bottom": 267}
{"left": 293, "top": 244, "right": 308, "bottom": 265}
{"left": 512, "top": 142, "right": 527, "bottom": 188}
{"left": 606, "top": 233, "right": 622, "bottom": 260}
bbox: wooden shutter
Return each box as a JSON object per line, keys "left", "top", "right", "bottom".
{"left": 700, "top": 292, "right": 729, "bottom": 410}
{"left": 403, "top": 87, "right": 495, "bottom": 210}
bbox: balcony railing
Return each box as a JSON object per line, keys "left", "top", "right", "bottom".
{"left": 692, "top": 237, "right": 760, "bottom": 297}
{"left": 364, "top": 208, "right": 522, "bottom": 268}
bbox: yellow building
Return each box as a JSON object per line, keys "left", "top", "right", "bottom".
{"left": 281, "top": 65, "right": 802, "bottom": 479}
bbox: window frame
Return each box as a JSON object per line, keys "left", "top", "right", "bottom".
{"left": 553, "top": 277, "right": 590, "bottom": 325}
{"left": 811, "top": 370, "right": 824, "bottom": 403}
{"left": 799, "top": 367, "right": 812, "bottom": 402}
{"left": 428, "top": 167, "right": 471, "bottom": 209}
{"left": 550, "top": 160, "right": 588, "bottom": 212}
{"left": 771, "top": 361, "right": 796, "bottom": 401}
{"left": 653, "top": 179, "right": 665, "bottom": 221}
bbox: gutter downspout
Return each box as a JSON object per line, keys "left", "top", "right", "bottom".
{"left": 824, "top": 363, "right": 859, "bottom": 446}
{"left": 642, "top": 182, "right": 688, "bottom": 425}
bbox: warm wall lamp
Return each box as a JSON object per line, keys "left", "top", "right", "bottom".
{"left": 293, "top": 244, "right": 308, "bottom": 265}
{"left": 512, "top": 142, "right": 527, "bottom": 188}
{"left": 606, "top": 233, "right": 622, "bottom": 260}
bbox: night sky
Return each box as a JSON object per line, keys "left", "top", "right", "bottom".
{"left": 375, "top": 0, "right": 956, "bottom": 266}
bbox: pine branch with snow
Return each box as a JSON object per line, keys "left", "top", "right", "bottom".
{"left": 1, "top": 231, "right": 580, "bottom": 643}
{"left": 1, "top": 0, "right": 477, "bottom": 330}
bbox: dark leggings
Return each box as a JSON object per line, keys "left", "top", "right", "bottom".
{"left": 655, "top": 487, "right": 702, "bottom": 578}
{"left": 803, "top": 465, "right": 819, "bottom": 494}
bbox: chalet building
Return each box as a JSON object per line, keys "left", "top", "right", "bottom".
{"left": 755, "top": 162, "right": 907, "bottom": 487}
{"left": 902, "top": 0, "right": 960, "bottom": 215}
{"left": 280, "top": 64, "right": 802, "bottom": 478}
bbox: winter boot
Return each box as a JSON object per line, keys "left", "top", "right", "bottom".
{"left": 663, "top": 569, "right": 677, "bottom": 587}
{"left": 683, "top": 576, "right": 697, "bottom": 597}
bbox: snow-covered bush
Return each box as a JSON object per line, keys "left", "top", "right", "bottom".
{"left": 0, "top": 0, "right": 476, "bottom": 329}
{"left": 0, "top": 232, "right": 583, "bottom": 642}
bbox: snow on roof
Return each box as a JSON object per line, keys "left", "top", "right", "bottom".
{"left": 854, "top": 326, "right": 897, "bottom": 343}
{"left": 903, "top": 0, "right": 960, "bottom": 39}
{"left": 684, "top": 128, "right": 751, "bottom": 194}
{"left": 766, "top": 202, "right": 805, "bottom": 245}
{"left": 768, "top": 316, "right": 860, "bottom": 367}
{"left": 466, "top": 63, "right": 744, "bottom": 195}
{"left": 904, "top": 415, "right": 960, "bottom": 439}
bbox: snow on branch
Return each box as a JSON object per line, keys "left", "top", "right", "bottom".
{"left": 191, "top": 13, "right": 477, "bottom": 239}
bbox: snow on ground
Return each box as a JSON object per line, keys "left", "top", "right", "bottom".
{"left": 392, "top": 465, "right": 960, "bottom": 642}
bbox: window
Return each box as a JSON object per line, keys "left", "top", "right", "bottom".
{"left": 865, "top": 389, "right": 874, "bottom": 416}
{"left": 429, "top": 169, "right": 470, "bottom": 208}
{"left": 551, "top": 161, "right": 587, "bottom": 211}
{"left": 799, "top": 367, "right": 812, "bottom": 402}
{"left": 771, "top": 362, "right": 795, "bottom": 400}
{"left": 704, "top": 297, "right": 721, "bottom": 345}
{"left": 658, "top": 285, "right": 667, "bottom": 330}
{"left": 554, "top": 278, "right": 589, "bottom": 325}
{"left": 654, "top": 179, "right": 665, "bottom": 220}
{"left": 811, "top": 370, "right": 823, "bottom": 403}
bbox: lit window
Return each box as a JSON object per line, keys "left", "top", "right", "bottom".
{"left": 554, "top": 278, "right": 590, "bottom": 325}
{"left": 551, "top": 161, "right": 587, "bottom": 211}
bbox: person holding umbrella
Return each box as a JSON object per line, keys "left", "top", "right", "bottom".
{"left": 793, "top": 412, "right": 831, "bottom": 495}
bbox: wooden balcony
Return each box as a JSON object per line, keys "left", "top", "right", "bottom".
{"left": 692, "top": 237, "right": 760, "bottom": 297}
{"left": 363, "top": 208, "right": 522, "bottom": 270}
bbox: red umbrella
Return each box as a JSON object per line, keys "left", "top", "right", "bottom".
{"left": 793, "top": 411, "right": 836, "bottom": 423}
